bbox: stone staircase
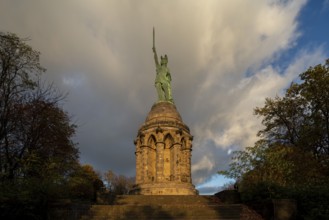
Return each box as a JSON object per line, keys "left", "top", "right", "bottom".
{"left": 78, "top": 195, "right": 243, "bottom": 220}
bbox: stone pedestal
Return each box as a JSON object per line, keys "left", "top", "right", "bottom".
{"left": 133, "top": 101, "right": 197, "bottom": 195}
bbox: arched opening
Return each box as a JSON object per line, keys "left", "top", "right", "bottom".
{"left": 147, "top": 135, "right": 156, "bottom": 182}
{"left": 164, "top": 134, "right": 173, "bottom": 181}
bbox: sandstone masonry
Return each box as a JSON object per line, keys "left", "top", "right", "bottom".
{"left": 133, "top": 101, "right": 197, "bottom": 195}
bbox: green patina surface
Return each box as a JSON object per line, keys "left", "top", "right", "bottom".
{"left": 152, "top": 28, "right": 173, "bottom": 103}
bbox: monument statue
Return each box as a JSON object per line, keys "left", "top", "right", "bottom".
{"left": 152, "top": 28, "right": 173, "bottom": 103}
{"left": 132, "top": 28, "right": 197, "bottom": 195}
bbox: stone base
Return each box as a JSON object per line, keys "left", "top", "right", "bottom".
{"left": 131, "top": 182, "right": 198, "bottom": 195}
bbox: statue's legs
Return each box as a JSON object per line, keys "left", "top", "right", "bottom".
{"left": 163, "top": 83, "right": 173, "bottom": 102}
{"left": 155, "top": 82, "right": 165, "bottom": 101}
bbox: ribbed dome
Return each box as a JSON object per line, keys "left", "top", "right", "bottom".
{"left": 145, "top": 101, "right": 182, "bottom": 123}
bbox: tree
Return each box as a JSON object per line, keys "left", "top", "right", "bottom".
{"left": 299, "top": 61, "right": 329, "bottom": 156}
{"left": 104, "top": 170, "right": 134, "bottom": 195}
{"left": 67, "top": 164, "right": 104, "bottom": 201}
{"left": 0, "top": 32, "right": 46, "bottom": 180}
{"left": 104, "top": 169, "right": 115, "bottom": 193}
{"left": 219, "top": 140, "right": 268, "bottom": 181}
{"left": 247, "top": 60, "right": 329, "bottom": 182}
{"left": 0, "top": 32, "right": 79, "bottom": 182}
{"left": 255, "top": 60, "right": 329, "bottom": 158}
{"left": 17, "top": 97, "right": 79, "bottom": 180}
{"left": 0, "top": 32, "right": 81, "bottom": 219}
{"left": 220, "top": 59, "right": 329, "bottom": 218}
{"left": 222, "top": 59, "right": 329, "bottom": 183}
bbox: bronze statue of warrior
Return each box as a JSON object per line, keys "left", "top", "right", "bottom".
{"left": 152, "top": 28, "right": 173, "bottom": 103}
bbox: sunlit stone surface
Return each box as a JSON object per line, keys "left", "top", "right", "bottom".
{"left": 133, "top": 101, "right": 197, "bottom": 195}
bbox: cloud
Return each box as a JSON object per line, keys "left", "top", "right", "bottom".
{"left": 1, "top": 0, "right": 327, "bottom": 188}
{"left": 197, "top": 186, "right": 222, "bottom": 195}
{"left": 191, "top": 47, "right": 326, "bottom": 185}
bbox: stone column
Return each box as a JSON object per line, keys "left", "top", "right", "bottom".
{"left": 170, "top": 143, "right": 175, "bottom": 181}
{"left": 135, "top": 137, "right": 142, "bottom": 184}
{"left": 156, "top": 143, "right": 164, "bottom": 182}
{"left": 185, "top": 149, "right": 192, "bottom": 183}
{"left": 180, "top": 149, "right": 187, "bottom": 182}
{"left": 142, "top": 146, "right": 148, "bottom": 183}
{"left": 135, "top": 147, "right": 141, "bottom": 184}
{"left": 156, "top": 130, "right": 164, "bottom": 182}
{"left": 186, "top": 137, "right": 193, "bottom": 183}
{"left": 172, "top": 129, "right": 182, "bottom": 182}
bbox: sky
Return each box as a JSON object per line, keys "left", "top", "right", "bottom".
{"left": 1, "top": 0, "right": 329, "bottom": 194}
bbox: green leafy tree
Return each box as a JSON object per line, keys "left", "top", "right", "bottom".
{"left": 255, "top": 60, "right": 329, "bottom": 157}
{"left": 222, "top": 59, "right": 329, "bottom": 183}
{"left": 220, "top": 60, "right": 329, "bottom": 218}
{"left": 67, "top": 164, "right": 104, "bottom": 201}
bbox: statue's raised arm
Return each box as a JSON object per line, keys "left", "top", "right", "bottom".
{"left": 153, "top": 27, "right": 159, "bottom": 67}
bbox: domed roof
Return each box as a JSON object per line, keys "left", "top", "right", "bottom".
{"left": 145, "top": 101, "right": 182, "bottom": 123}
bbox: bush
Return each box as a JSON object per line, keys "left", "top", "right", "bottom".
{"left": 239, "top": 181, "right": 329, "bottom": 219}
